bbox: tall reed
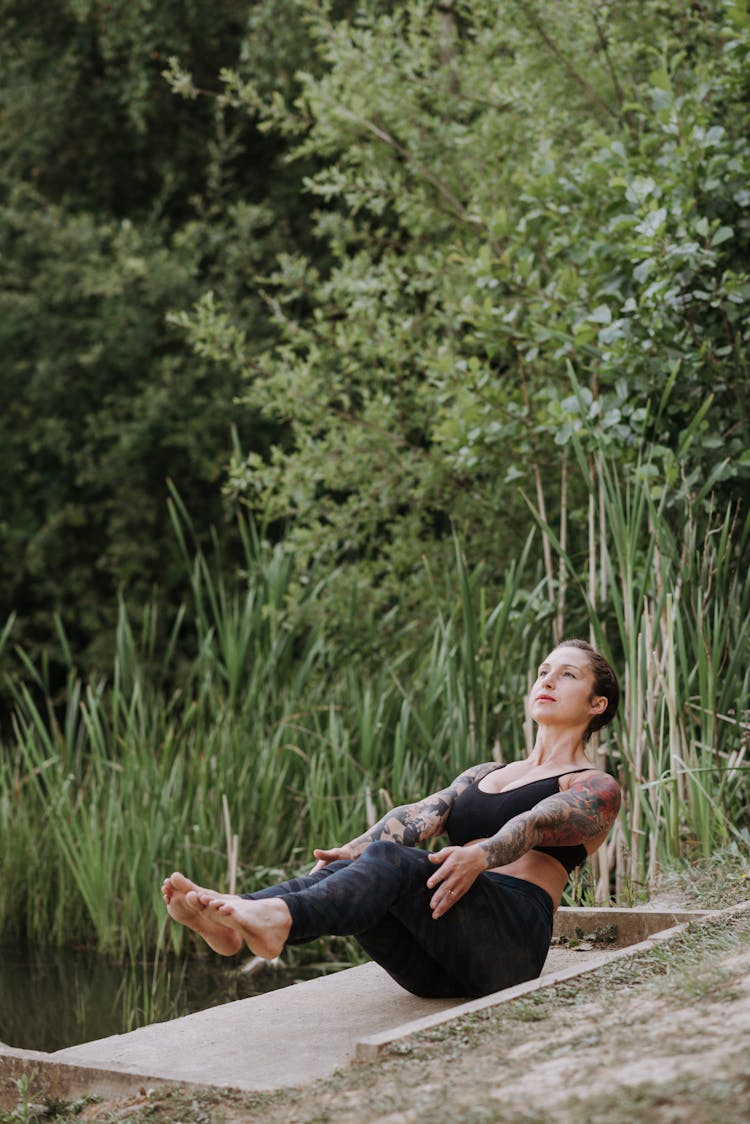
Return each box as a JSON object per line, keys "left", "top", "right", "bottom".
{"left": 530, "top": 443, "right": 750, "bottom": 900}
{"left": 1, "top": 513, "right": 550, "bottom": 957}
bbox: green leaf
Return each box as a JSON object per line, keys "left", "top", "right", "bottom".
{"left": 589, "top": 304, "right": 612, "bottom": 325}
{"left": 711, "top": 226, "right": 734, "bottom": 247}
{"left": 648, "top": 67, "right": 671, "bottom": 92}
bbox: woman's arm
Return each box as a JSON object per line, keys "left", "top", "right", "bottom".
{"left": 477, "top": 772, "right": 622, "bottom": 869}
{"left": 311, "top": 761, "right": 498, "bottom": 868}
{"left": 426, "top": 773, "right": 621, "bottom": 915}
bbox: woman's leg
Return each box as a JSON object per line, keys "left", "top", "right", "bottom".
{"left": 373, "top": 865, "right": 554, "bottom": 997}
{"left": 243, "top": 861, "right": 464, "bottom": 996}
{"left": 197, "top": 841, "right": 553, "bottom": 997}
{"left": 354, "top": 912, "right": 466, "bottom": 998}
{"left": 239, "top": 860, "right": 352, "bottom": 908}
{"left": 278, "top": 842, "right": 553, "bottom": 997}
{"left": 162, "top": 865, "right": 352, "bottom": 959}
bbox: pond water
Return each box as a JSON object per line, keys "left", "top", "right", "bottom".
{"left": 0, "top": 944, "right": 344, "bottom": 1053}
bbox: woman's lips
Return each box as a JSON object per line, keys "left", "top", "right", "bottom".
{"left": 535, "top": 694, "right": 556, "bottom": 702}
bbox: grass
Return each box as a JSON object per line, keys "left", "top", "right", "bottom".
{"left": 648, "top": 840, "right": 750, "bottom": 909}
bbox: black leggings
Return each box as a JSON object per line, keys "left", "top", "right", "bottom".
{"left": 241, "top": 840, "right": 553, "bottom": 999}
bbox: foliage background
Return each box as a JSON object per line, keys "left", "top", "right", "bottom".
{"left": 2, "top": 0, "right": 748, "bottom": 672}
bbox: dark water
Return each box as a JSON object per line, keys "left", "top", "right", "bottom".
{"left": 0, "top": 944, "right": 342, "bottom": 1052}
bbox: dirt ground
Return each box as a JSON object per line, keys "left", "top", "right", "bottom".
{"left": 6, "top": 858, "right": 750, "bottom": 1123}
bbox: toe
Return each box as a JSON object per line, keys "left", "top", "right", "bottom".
{"left": 170, "top": 871, "right": 194, "bottom": 892}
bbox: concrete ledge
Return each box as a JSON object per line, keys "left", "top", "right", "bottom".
{"left": 553, "top": 906, "right": 718, "bottom": 944}
{"left": 41, "top": 962, "right": 465, "bottom": 1095}
{"left": 0, "top": 904, "right": 742, "bottom": 1108}
{"left": 0, "top": 1046, "right": 196, "bottom": 1110}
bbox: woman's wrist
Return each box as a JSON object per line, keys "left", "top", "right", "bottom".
{"left": 466, "top": 842, "right": 492, "bottom": 871}
{"left": 477, "top": 819, "right": 533, "bottom": 869}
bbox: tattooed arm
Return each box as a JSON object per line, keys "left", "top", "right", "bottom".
{"left": 425, "top": 773, "right": 621, "bottom": 917}
{"left": 476, "top": 772, "right": 622, "bottom": 868}
{"left": 311, "top": 761, "right": 498, "bottom": 869}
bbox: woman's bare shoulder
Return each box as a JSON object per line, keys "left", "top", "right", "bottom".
{"left": 559, "top": 769, "right": 622, "bottom": 817}
{"left": 463, "top": 761, "right": 504, "bottom": 784}
{"left": 435, "top": 760, "right": 501, "bottom": 796}
{"left": 560, "top": 768, "right": 620, "bottom": 790}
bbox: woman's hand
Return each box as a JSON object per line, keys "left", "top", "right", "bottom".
{"left": 310, "top": 843, "right": 358, "bottom": 873}
{"left": 425, "top": 844, "right": 486, "bottom": 919}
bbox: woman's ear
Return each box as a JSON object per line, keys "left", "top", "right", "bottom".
{"left": 590, "top": 695, "right": 608, "bottom": 715}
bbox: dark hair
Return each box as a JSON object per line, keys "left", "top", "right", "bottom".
{"left": 554, "top": 638, "right": 620, "bottom": 743}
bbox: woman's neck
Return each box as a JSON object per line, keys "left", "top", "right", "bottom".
{"left": 528, "top": 728, "right": 589, "bottom": 768}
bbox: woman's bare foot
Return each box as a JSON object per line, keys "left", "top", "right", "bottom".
{"left": 161, "top": 872, "right": 242, "bottom": 957}
{"left": 191, "top": 892, "right": 292, "bottom": 960}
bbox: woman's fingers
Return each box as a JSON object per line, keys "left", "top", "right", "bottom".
{"left": 427, "top": 847, "right": 453, "bottom": 862}
{"left": 425, "top": 846, "right": 455, "bottom": 886}
{"left": 429, "top": 879, "right": 462, "bottom": 918}
{"left": 426, "top": 845, "right": 486, "bottom": 917}
{"left": 310, "top": 844, "right": 355, "bottom": 872}
{"left": 425, "top": 848, "right": 461, "bottom": 916}
{"left": 310, "top": 847, "right": 337, "bottom": 872}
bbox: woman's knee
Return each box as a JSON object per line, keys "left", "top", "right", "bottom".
{"left": 361, "top": 840, "right": 431, "bottom": 875}
{"left": 362, "top": 840, "right": 399, "bottom": 861}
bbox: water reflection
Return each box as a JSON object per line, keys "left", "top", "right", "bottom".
{"left": 0, "top": 944, "right": 339, "bottom": 1052}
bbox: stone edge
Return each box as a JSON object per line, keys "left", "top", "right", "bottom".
{"left": 0, "top": 1049, "right": 211, "bottom": 1112}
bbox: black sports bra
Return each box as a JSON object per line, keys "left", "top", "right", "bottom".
{"left": 444, "top": 766, "right": 591, "bottom": 874}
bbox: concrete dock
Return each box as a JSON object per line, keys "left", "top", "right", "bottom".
{"left": 0, "top": 907, "right": 721, "bottom": 1107}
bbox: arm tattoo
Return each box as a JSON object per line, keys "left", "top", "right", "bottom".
{"left": 478, "top": 774, "right": 622, "bottom": 869}
{"left": 348, "top": 761, "right": 498, "bottom": 855}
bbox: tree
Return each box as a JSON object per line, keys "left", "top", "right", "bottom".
{"left": 173, "top": 0, "right": 749, "bottom": 635}
{"left": 0, "top": 1, "right": 319, "bottom": 668}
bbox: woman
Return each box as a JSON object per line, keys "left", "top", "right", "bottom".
{"left": 162, "top": 638, "right": 621, "bottom": 999}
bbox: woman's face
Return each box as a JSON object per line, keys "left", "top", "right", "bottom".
{"left": 527, "top": 646, "right": 607, "bottom": 731}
